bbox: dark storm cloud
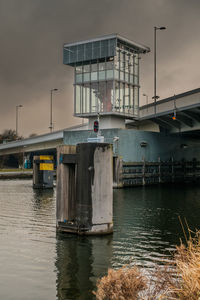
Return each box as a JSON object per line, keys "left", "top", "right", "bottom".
{"left": 0, "top": 0, "right": 200, "bottom": 135}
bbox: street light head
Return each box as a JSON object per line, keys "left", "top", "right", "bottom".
{"left": 51, "top": 88, "right": 58, "bottom": 91}
{"left": 155, "top": 26, "right": 166, "bottom": 30}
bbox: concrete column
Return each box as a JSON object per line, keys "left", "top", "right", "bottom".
{"left": 56, "top": 143, "right": 113, "bottom": 235}
{"left": 33, "top": 155, "right": 54, "bottom": 189}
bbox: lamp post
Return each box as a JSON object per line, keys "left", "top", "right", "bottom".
{"left": 16, "top": 104, "right": 23, "bottom": 137}
{"left": 152, "top": 26, "right": 166, "bottom": 116}
{"left": 49, "top": 88, "right": 58, "bottom": 133}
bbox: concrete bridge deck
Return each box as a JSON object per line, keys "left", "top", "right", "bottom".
{"left": 139, "top": 87, "right": 200, "bottom": 135}
{"left": 0, "top": 123, "right": 87, "bottom": 156}
{"left": 0, "top": 87, "right": 199, "bottom": 156}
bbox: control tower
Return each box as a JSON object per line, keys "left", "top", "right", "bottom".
{"left": 63, "top": 34, "right": 150, "bottom": 129}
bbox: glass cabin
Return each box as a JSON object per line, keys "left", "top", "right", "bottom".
{"left": 63, "top": 34, "right": 150, "bottom": 120}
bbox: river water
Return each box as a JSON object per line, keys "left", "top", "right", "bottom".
{"left": 0, "top": 180, "right": 200, "bottom": 300}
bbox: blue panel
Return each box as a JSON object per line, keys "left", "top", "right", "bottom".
{"left": 63, "top": 129, "right": 200, "bottom": 162}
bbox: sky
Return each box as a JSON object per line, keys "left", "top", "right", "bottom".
{"left": 0, "top": 0, "right": 200, "bottom": 137}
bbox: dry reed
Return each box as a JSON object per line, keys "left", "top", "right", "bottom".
{"left": 94, "top": 266, "right": 147, "bottom": 300}
{"left": 94, "top": 227, "right": 200, "bottom": 299}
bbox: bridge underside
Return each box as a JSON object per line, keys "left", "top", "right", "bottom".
{"left": 0, "top": 138, "right": 63, "bottom": 156}
{"left": 152, "top": 106, "right": 200, "bottom": 135}
{"left": 137, "top": 103, "right": 200, "bottom": 137}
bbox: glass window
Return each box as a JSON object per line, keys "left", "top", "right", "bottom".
{"left": 114, "top": 70, "right": 119, "bottom": 80}
{"left": 99, "top": 62, "right": 105, "bottom": 71}
{"left": 125, "top": 72, "right": 129, "bottom": 83}
{"left": 99, "top": 71, "right": 105, "bottom": 81}
{"left": 124, "top": 84, "right": 129, "bottom": 113}
{"left": 134, "top": 86, "right": 139, "bottom": 115}
{"left": 134, "top": 54, "right": 139, "bottom": 65}
{"left": 75, "top": 65, "right": 82, "bottom": 74}
{"left": 134, "top": 62, "right": 139, "bottom": 77}
{"left": 83, "top": 73, "right": 90, "bottom": 82}
{"left": 101, "top": 40, "right": 108, "bottom": 57}
{"left": 115, "top": 51, "right": 120, "bottom": 69}
{"left": 106, "top": 70, "right": 114, "bottom": 80}
{"left": 83, "top": 64, "right": 90, "bottom": 72}
{"left": 119, "top": 82, "right": 124, "bottom": 112}
{"left": 106, "top": 61, "right": 114, "bottom": 70}
{"left": 99, "top": 82, "right": 106, "bottom": 113}
{"left": 114, "top": 81, "right": 120, "bottom": 112}
{"left": 106, "top": 81, "right": 114, "bottom": 112}
{"left": 91, "top": 82, "right": 98, "bottom": 112}
{"left": 108, "top": 38, "right": 116, "bottom": 56}
{"left": 76, "top": 74, "right": 82, "bottom": 83}
{"left": 91, "top": 72, "right": 97, "bottom": 81}
{"left": 134, "top": 75, "right": 139, "bottom": 85}
{"left": 91, "top": 63, "right": 97, "bottom": 72}
{"left": 120, "top": 71, "right": 124, "bottom": 81}
{"left": 120, "top": 52, "right": 124, "bottom": 70}
{"left": 85, "top": 43, "right": 92, "bottom": 61}
{"left": 75, "top": 85, "right": 81, "bottom": 114}
{"left": 93, "top": 41, "right": 100, "bottom": 59}
{"left": 124, "top": 53, "right": 129, "bottom": 72}
{"left": 130, "top": 74, "right": 133, "bottom": 84}
{"left": 129, "top": 56, "right": 134, "bottom": 74}
{"left": 82, "top": 84, "right": 90, "bottom": 113}
{"left": 130, "top": 85, "right": 134, "bottom": 112}
{"left": 77, "top": 45, "right": 84, "bottom": 61}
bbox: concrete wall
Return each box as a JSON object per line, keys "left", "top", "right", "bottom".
{"left": 63, "top": 128, "right": 200, "bottom": 162}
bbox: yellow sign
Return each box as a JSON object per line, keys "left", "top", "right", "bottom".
{"left": 39, "top": 163, "right": 54, "bottom": 171}
{"left": 40, "top": 155, "right": 53, "bottom": 161}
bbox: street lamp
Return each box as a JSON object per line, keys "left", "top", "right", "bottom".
{"left": 49, "top": 88, "right": 58, "bottom": 133}
{"left": 152, "top": 26, "right": 166, "bottom": 116}
{"left": 16, "top": 104, "right": 23, "bottom": 137}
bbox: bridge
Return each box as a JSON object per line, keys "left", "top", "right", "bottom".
{"left": 138, "top": 87, "right": 200, "bottom": 136}
{"left": 0, "top": 87, "right": 200, "bottom": 157}
{"left": 0, "top": 124, "right": 87, "bottom": 156}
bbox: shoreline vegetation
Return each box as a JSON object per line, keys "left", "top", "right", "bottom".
{"left": 94, "top": 223, "right": 200, "bottom": 300}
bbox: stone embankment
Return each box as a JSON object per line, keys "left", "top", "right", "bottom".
{"left": 0, "top": 170, "right": 33, "bottom": 179}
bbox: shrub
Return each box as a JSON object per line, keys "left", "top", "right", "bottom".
{"left": 94, "top": 230, "right": 200, "bottom": 300}
{"left": 94, "top": 266, "right": 147, "bottom": 300}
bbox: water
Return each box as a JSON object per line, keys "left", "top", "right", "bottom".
{"left": 0, "top": 180, "right": 200, "bottom": 300}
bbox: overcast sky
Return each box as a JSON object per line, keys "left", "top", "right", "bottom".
{"left": 0, "top": 0, "right": 200, "bottom": 137}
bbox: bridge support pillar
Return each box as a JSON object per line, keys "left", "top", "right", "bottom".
{"left": 33, "top": 155, "right": 54, "bottom": 189}
{"left": 56, "top": 143, "right": 113, "bottom": 235}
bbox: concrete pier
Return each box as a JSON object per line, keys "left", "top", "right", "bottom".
{"left": 33, "top": 155, "right": 54, "bottom": 189}
{"left": 56, "top": 143, "right": 113, "bottom": 235}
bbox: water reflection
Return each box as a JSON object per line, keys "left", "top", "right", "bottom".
{"left": 55, "top": 234, "right": 113, "bottom": 300}
{"left": 112, "top": 185, "right": 200, "bottom": 269}
{"left": 0, "top": 180, "right": 200, "bottom": 300}
{"left": 32, "top": 188, "right": 55, "bottom": 210}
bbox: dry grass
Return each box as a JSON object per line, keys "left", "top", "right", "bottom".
{"left": 94, "top": 227, "right": 200, "bottom": 299}
{"left": 168, "top": 229, "right": 200, "bottom": 299}
{"left": 94, "top": 266, "right": 147, "bottom": 300}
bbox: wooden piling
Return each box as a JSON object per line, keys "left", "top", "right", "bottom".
{"left": 56, "top": 143, "right": 113, "bottom": 235}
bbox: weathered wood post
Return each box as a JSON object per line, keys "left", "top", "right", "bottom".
{"left": 33, "top": 155, "right": 54, "bottom": 189}
{"left": 56, "top": 143, "right": 113, "bottom": 235}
